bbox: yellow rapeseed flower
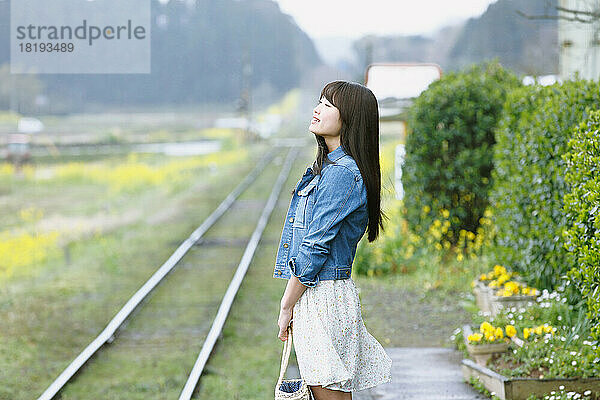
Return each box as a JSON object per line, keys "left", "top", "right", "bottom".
{"left": 524, "top": 328, "right": 530, "bottom": 339}
{"left": 534, "top": 325, "right": 543, "bottom": 335}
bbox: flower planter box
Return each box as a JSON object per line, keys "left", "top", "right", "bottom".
{"left": 474, "top": 281, "right": 493, "bottom": 314}
{"left": 463, "top": 324, "right": 510, "bottom": 366}
{"left": 466, "top": 342, "right": 510, "bottom": 366}
{"left": 490, "top": 294, "right": 537, "bottom": 317}
{"left": 461, "top": 358, "right": 600, "bottom": 400}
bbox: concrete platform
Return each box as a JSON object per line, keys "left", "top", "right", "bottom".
{"left": 354, "top": 348, "right": 487, "bottom": 400}
{"left": 288, "top": 347, "right": 485, "bottom": 399}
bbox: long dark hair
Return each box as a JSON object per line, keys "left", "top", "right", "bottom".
{"left": 312, "top": 80, "right": 386, "bottom": 242}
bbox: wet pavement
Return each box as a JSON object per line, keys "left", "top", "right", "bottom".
{"left": 288, "top": 347, "right": 485, "bottom": 399}
{"left": 354, "top": 348, "right": 486, "bottom": 400}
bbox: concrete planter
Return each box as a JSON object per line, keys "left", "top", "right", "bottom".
{"left": 473, "top": 281, "right": 494, "bottom": 314}
{"left": 490, "top": 294, "right": 538, "bottom": 317}
{"left": 461, "top": 358, "right": 600, "bottom": 400}
{"left": 463, "top": 324, "right": 510, "bottom": 366}
{"left": 466, "top": 342, "right": 510, "bottom": 366}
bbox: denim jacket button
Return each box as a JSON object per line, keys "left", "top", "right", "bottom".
{"left": 276, "top": 270, "right": 282, "bottom": 276}
{"left": 346, "top": 270, "right": 350, "bottom": 276}
{"left": 289, "top": 217, "right": 294, "bottom": 223}
{"left": 283, "top": 243, "right": 289, "bottom": 248}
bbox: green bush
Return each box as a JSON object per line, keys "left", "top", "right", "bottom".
{"left": 490, "top": 79, "right": 600, "bottom": 291}
{"left": 403, "top": 61, "right": 520, "bottom": 247}
{"left": 562, "top": 109, "right": 600, "bottom": 343}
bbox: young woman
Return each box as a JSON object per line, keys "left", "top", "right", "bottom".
{"left": 273, "top": 80, "right": 392, "bottom": 399}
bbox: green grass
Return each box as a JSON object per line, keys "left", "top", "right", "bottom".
{"left": 0, "top": 142, "right": 271, "bottom": 399}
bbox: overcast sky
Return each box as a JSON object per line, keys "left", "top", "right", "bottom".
{"left": 274, "top": 0, "right": 499, "bottom": 39}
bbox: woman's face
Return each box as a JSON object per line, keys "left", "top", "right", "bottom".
{"left": 309, "top": 96, "right": 342, "bottom": 139}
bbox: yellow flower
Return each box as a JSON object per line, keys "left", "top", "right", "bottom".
{"left": 493, "top": 264, "right": 507, "bottom": 276}
{"left": 524, "top": 328, "right": 530, "bottom": 339}
{"left": 505, "top": 325, "right": 517, "bottom": 338}
{"left": 441, "top": 209, "right": 450, "bottom": 218}
{"left": 479, "top": 273, "right": 488, "bottom": 281}
{"left": 497, "top": 274, "right": 511, "bottom": 286}
{"left": 495, "top": 327, "right": 504, "bottom": 339}
{"left": 503, "top": 280, "right": 521, "bottom": 295}
{"left": 542, "top": 324, "right": 553, "bottom": 334}
{"left": 534, "top": 325, "right": 543, "bottom": 335}
{"left": 423, "top": 205, "right": 431, "bottom": 213}
{"left": 467, "top": 333, "right": 483, "bottom": 343}
{"left": 480, "top": 321, "right": 494, "bottom": 334}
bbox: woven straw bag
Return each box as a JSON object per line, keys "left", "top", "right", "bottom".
{"left": 275, "top": 324, "right": 313, "bottom": 400}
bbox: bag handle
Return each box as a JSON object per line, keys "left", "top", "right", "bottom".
{"left": 276, "top": 323, "right": 293, "bottom": 387}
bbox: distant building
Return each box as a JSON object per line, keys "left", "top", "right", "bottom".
{"left": 364, "top": 63, "right": 442, "bottom": 119}
{"left": 558, "top": 0, "right": 600, "bottom": 80}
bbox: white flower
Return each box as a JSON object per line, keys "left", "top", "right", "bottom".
{"left": 572, "top": 360, "right": 577, "bottom": 366}
{"left": 559, "top": 385, "right": 565, "bottom": 390}
{"left": 584, "top": 390, "right": 592, "bottom": 396}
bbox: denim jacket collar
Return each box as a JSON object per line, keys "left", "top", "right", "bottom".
{"left": 327, "top": 145, "right": 347, "bottom": 162}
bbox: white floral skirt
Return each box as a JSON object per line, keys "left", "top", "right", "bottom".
{"left": 291, "top": 278, "right": 392, "bottom": 392}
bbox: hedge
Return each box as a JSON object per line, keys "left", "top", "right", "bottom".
{"left": 563, "top": 109, "right": 600, "bottom": 342}
{"left": 403, "top": 61, "right": 520, "bottom": 247}
{"left": 490, "top": 79, "right": 600, "bottom": 291}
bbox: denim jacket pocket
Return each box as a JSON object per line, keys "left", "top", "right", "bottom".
{"left": 293, "top": 179, "right": 318, "bottom": 229}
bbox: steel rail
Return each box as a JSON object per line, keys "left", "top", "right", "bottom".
{"left": 178, "top": 146, "right": 297, "bottom": 399}
{"left": 37, "top": 151, "right": 276, "bottom": 400}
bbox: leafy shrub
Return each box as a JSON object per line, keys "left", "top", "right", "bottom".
{"left": 490, "top": 79, "right": 600, "bottom": 291}
{"left": 403, "top": 61, "right": 520, "bottom": 248}
{"left": 562, "top": 109, "right": 600, "bottom": 343}
{"left": 354, "top": 200, "right": 436, "bottom": 276}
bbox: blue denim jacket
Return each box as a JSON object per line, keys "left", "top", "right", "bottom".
{"left": 272, "top": 145, "right": 368, "bottom": 287}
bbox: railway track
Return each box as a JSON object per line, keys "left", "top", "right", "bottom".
{"left": 36, "top": 146, "right": 298, "bottom": 399}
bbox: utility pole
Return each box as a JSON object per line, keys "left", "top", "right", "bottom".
{"left": 240, "top": 44, "right": 253, "bottom": 142}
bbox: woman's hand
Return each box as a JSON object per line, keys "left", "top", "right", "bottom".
{"left": 277, "top": 306, "right": 293, "bottom": 341}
